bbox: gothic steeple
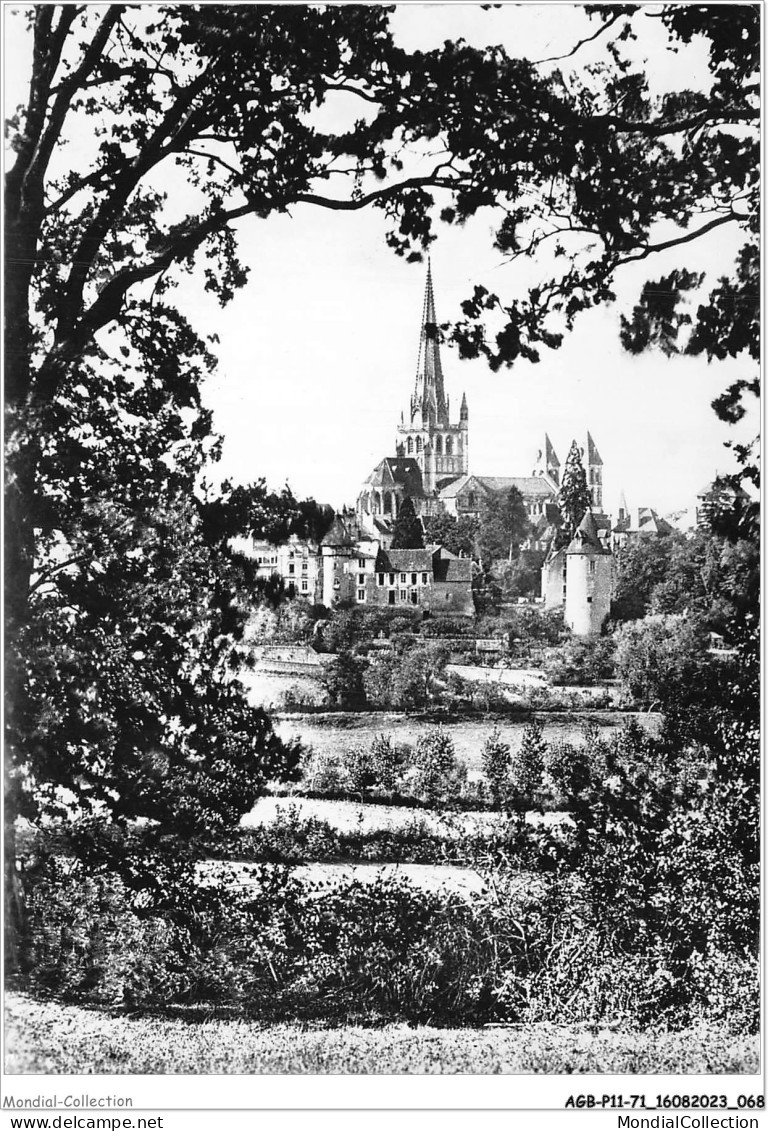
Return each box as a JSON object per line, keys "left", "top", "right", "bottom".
{"left": 411, "top": 259, "right": 449, "bottom": 428}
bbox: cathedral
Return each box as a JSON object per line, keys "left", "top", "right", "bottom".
{"left": 356, "top": 264, "right": 607, "bottom": 549}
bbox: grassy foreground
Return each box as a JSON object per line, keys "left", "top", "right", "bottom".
{"left": 5, "top": 995, "right": 758, "bottom": 1074}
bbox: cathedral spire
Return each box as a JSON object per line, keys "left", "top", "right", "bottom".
{"left": 411, "top": 259, "right": 449, "bottom": 427}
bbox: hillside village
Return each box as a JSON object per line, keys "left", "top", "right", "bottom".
{"left": 244, "top": 265, "right": 728, "bottom": 639}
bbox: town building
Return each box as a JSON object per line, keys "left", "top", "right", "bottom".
{"left": 243, "top": 534, "right": 321, "bottom": 601}
{"left": 319, "top": 511, "right": 474, "bottom": 616}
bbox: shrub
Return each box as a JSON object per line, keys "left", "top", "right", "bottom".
{"left": 304, "top": 748, "right": 350, "bottom": 794}
{"left": 543, "top": 636, "right": 616, "bottom": 686}
{"left": 509, "top": 720, "right": 546, "bottom": 807}
{"left": 481, "top": 729, "right": 512, "bottom": 807}
{"left": 368, "top": 734, "right": 402, "bottom": 792}
{"left": 412, "top": 728, "right": 464, "bottom": 806}
{"left": 345, "top": 743, "right": 378, "bottom": 798}
{"left": 543, "top": 741, "right": 592, "bottom": 807}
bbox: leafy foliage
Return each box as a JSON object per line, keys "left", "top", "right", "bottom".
{"left": 476, "top": 487, "right": 530, "bottom": 566}
{"left": 422, "top": 512, "right": 479, "bottom": 557}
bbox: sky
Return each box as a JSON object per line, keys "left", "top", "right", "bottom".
{"left": 4, "top": 3, "right": 758, "bottom": 519}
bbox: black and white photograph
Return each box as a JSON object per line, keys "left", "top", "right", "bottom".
{"left": 2, "top": 0, "right": 761, "bottom": 1111}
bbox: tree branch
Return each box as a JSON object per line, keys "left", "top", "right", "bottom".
{"left": 533, "top": 12, "right": 623, "bottom": 66}
{"left": 180, "top": 148, "right": 243, "bottom": 180}
{"left": 27, "top": 8, "right": 124, "bottom": 198}
{"left": 28, "top": 553, "right": 93, "bottom": 597}
{"left": 295, "top": 172, "right": 459, "bottom": 212}
{"left": 614, "top": 212, "right": 745, "bottom": 266}
{"left": 324, "top": 82, "right": 382, "bottom": 104}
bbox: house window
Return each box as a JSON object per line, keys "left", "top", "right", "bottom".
{"left": 358, "top": 573, "right": 365, "bottom": 585}
{"left": 400, "top": 589, "right": 408, "bottom": 602}
{"left": 587, "top": 596, "right": 593, "bottom": 604}
{"left": 411, "top": 590, "right": 419, "bottom": 605}
{"left": 358, "top": 558, "right": 366, "bottom": 568}
{"left": 378, "top": 573, "right": 385, "bottom": 586}
{"left": 589, "top": 560, "right": 596, "bottom": 574}
{"left": 289, "top": 551, "right": 295, "bottom": 559}
{"left": 389, "top": 573, "right": 395, "bottom": 585}
{"left": 301, "top": 580, "right": 308, "bottom": 592}
{"left": 422, "top": 573, "right": 428, "bottom": 585}
{"left": 400, "top": 573, "right": 407, "bottom": 584}
{"left": 411, "top": 572, "right": 417, "bottom": 585}
{"left": 302, "top": 562, "right": 308, "bottom": 572}
{"left": 288, "top": 564, "right": 295, "bottom": 575}
{"left": 358, "top": 589, "right": 366, "bottom": 602}
{"left": 388, "top": 591, "right": 396, "bottom": 605}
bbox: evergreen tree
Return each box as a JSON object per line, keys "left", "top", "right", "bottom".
{"left": 559, "top": 443, "right": 591, "bottom": 536}
{"left": 390, "top": 497, "right": 425, "bottom": 549}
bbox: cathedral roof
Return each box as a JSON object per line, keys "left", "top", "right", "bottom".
{"left": 567, "top": 511, "right": 610, "bottom": 555}
{"left": 585, "top": 432, "right": 603, "bottom": 467}
{"left": 477, "top": 476, "right": 557, "bottom": 498}
{"left": 438, "top": 474, "right": 488, "bottom": 500}
{"left": 362, "top": 457, "right": 425, "bottom": 499}
{"left": 386, "top": 457, "right": 425, "bottom": 498}
{"left": 543, "top": 434, "right": 560, "bottom": 467}
{"left": 439, "top": 474, "right": 557, "bottom": 501}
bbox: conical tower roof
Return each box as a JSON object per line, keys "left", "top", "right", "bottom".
{"left": 567, "top": 510, "right": 609, "bottom": 555}
{"left": 411, "top": 260, "right": 449, "bottom": 427}
{"left": 320, "top": 514, "right": 354, "bottom": 548}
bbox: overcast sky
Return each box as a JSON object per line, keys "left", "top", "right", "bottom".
{"left": 5, "top": 3, "right": 757, "bottom": 518}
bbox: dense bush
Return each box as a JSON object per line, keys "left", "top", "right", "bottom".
{"left": 19, "top": 854, "right": 758, "bottom": 1033}
{"left": 543, "top": 636, "right": 616, "bottom": 686}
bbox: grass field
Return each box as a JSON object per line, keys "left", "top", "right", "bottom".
{"left": 5, "top": 995, "right": 758, "bottom": 1074}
